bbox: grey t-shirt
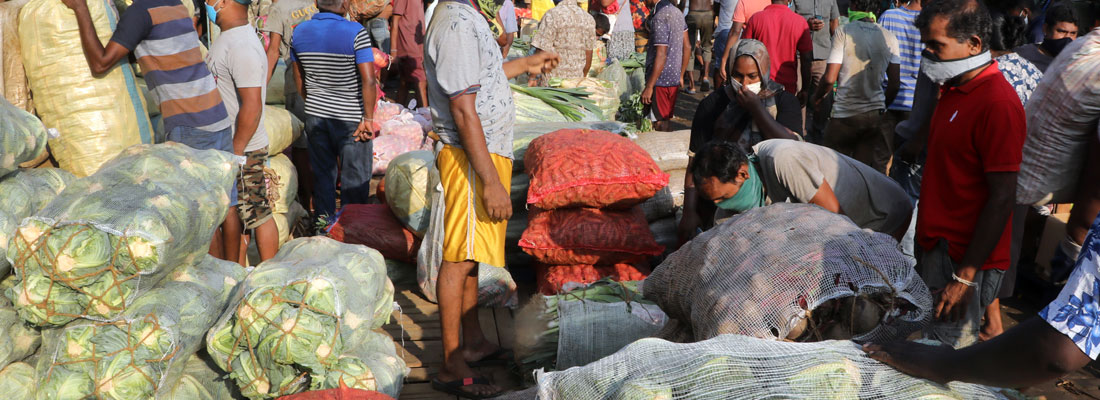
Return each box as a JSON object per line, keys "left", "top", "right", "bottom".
{"left": 207, "top": 25, "right": 270, "bottom": 152}
{"left": 826, "top": 21, "right": 901, "bottom": 118}
{"left": 260, "top": 0, "right": 318, "bottom": 97}
{"left": 753, "top": 139, "right": 912, "bottom": 234}
{"left": 791, "top": 0, "right": 838, "bottom": 60}
{"left": 425, "top": 1, "right": 516, "bottom": 159}
{"left": 1015, "top": 43, "right": 1053, "bottom": 73}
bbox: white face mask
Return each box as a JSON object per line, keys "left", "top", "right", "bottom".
{"left": 920, "top": 50, "right": 991, "bottom": 85}
{"left": 728, "top": 79, "right": 763, "bottom": 95}
{"left": 745, "top": 82, "right": 762, "bottom": 94}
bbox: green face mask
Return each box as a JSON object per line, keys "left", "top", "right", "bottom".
{"left": 714, "top": 158, "right": 766, "bottom": 212}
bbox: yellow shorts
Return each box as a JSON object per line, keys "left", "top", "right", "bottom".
{"left": 438, "top": 144, "right": 512, "bottom": 267}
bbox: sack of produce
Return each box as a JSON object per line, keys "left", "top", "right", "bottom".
{"left": 6, "top": 143, "right": 237, "bottom": 326}
{"left": 265, "top": 106, "right": 304, "bottom": 156}
{"left": 512, "top": 84, "right": 603, "bottom": 123}
{"left": 20, "top": 0, "right": 153, "bottom": 177}
{"left": 515, "top": 280, "right": 666, "bottom": 373}
{"left": 163, "top": 353, "right": 243, "bottom": 400}
{"left": 640, "top": 186, "right": 676, "bottom": 222}
{"left": 520, "top": 207, "right": 664, "bottom": 265}
{"left": 1016, "top": 30, "right": 1100, "bottom": 206}
{"left": 550, "top": 77, "right": 620, "bottom": 121}
{"left": 380, "top": 115, "right": 425, "bottom": 143}
{"left": 383, "top": 150, "right": 433, "bottom": 236}
{"left": 0, "top": 302, "right": 39, "bottom": 371}
{"left": 0, "top": 95, "right": 48, "bottom": 176}
{"left": 632, "top": 130, "right": 690, "bottom": 172}
{"left": 274, "top": 202, "right": 307, "bottom": 246}
{"left": 0, "top": 168, "right": 75, "bottom": 275}
{"left": 525, "top": 129, "right": 668, "bottom": 209}
{"left": 0, "top": 362, "right": 34, "bottom": 399}
{"left": 649, "top": 216, "right": 678, "bottom": 253}
{"left": 34, "top": 256, "right": 245, "bottom": 400}
{"left": 535, "top": 334, "right": 1010, "bottom": 399}
{"left": 207, "top": 237, "right": 402, "bottom": 399}
{"left": 512, "top": 122, "right": 627, "bottom": 173}
{"left": 326, "top": 204, "right": 421, "bottom": 263}
{"left": 371, "top": 102, "right": 404, "bottom": 133}
{"left": 644, "top": 203, "right": 932, "bottom": 343}
{"left": 514, "top": 90, "right": 573, "bottom": 124}
{"left": 1, "top": 0, "right": 33, "bottom": 112}
{"left": 371, "top": 135, "right": 432, "bottom": 176}
{"left": 268, "top": 153, "right": 297, "bottom": 214}
{"left": 534, "top": 263, "right": 651, "bottom": 295}
{"left": 596, "top": 60, "right": 630, "bottom": 102}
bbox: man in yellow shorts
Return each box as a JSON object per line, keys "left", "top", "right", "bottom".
{"left": 424, "top": 0, "right": 559, "bottom": 397}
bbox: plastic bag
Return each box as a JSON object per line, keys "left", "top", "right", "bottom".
{"left": 525, "top": 129, "right": 668, "bottom": 209}
{"left": 536, "top": 334, "right": 1010, "bottom": 399}
{"left": 379, "top": 115, "right": 424, "bottom": 142}
{"left": 371, "top": 102, "right": 404, "bottom": 132}
{"left": 20, "top": 0, "right": 153, "bottom": 177}
{"left": 520, "top": 206, "right": 664, "bottom": 265}
{"left": 644, "top": 203, "right": 932, "bottom": 343}
{"left": 34, "top": 256, "right": 246, "bottom": 400}
{"left": 207, "top": 237, "right": 401, "bottom": 399}
{"left": 0, "top": 0, "right": 32, "bottom": 112}
{"left": 268, "top": 153, "right": 298, "bottom": 215}
{"left": 0, "top": 95, "right": 48, "bottom": 176}
{"left": 0, "top": 168, "right": 75, "bottom": 275}
{"left": 326, "top": 204, "right": 421, "bottom": 263}
{"left": 0, "top": 362, "right": 34, "bottom": 399}
{"left": 597, "top": 60, "right": 631, "bottom": 103}
{"left": 6, "top": 143, "right": 237, "bottom": 326}
{"left": 266, "top": 106, "right": 304, "bottom": 156}
{"left": 382, "top": 151, "right": 433, "bottom": 236}
{"left": 371, "top": 135, "right": 432, "bottom": 176}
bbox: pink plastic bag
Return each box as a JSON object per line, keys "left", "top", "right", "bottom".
{"left": 380, "top": 116, "right": 424, "bottom": 142}
{"left": 372, "top": 135, "right": 432, "bottom": 175}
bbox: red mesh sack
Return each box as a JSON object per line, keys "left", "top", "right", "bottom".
{"left": 326, "top": 204, "right": 421, "bottom": 263}
{"left": 525, "top": 129, "right": 669, "bottom": 209}
{"left": 278, "top": 387, "right": 395, "bottom": 400}
{"left": 535, "top": 263, "right": 652, "bottom": 295}
{"left": 519, "top": 206, "right": 664, "bottom": 265}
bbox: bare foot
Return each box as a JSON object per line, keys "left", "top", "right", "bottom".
{"left": 436, "top": 360, "right": 501, "bottom": 398}
{"left": 462, "top": 338, "right": 502, "bottom": 364}
{"left": 980, "top": 323, "right": 1004, "bottom": 341}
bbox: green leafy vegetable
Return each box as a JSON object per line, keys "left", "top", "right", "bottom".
{"left": 510, "top": 84, "right": 604, "bottom": 122}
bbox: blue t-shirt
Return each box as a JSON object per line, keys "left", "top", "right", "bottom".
{"left": 879, "top": 7, "right": 921, "bottom": 111}
{"left": 290, "top": 12, "right": 375, "bottom": 122}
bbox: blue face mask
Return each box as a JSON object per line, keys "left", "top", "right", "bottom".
{"left": 206, "top": 0, "right": 222, "bottom": 24}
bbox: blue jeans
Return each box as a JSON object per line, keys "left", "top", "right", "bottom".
{"left": 166, "top": 125, "right": 237, "bottom": 205}
{"left": 365, "top": 18, "right": 390, "bottom": 54}
{"left": 712, "top": 29, "right": 730, "bottom": 72}
{"left": 306, "top": 116, "right": 373, "bottom": 218}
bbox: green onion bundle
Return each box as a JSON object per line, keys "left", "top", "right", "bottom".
{"left": 510, "top": 83, "right": 603, "bottom": 122}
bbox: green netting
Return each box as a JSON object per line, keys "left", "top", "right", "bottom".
{"left": 0, "top": 362, "right": 35, "bottom": 399}
{"left": 0, "top": 168, "right": 76, "bottom": 275}
{"left": 0, "top": 95, "right": 49, "bottom": 176}
{"left": 34, "top": 256, "right": 246, "bottom": 400}
{"left": 5, "top": 143, "right": 237, "bottom": 326}
{"left": 207, "top": 237, "right": 403, "bottom": 399}
{"left": 163, "top": 353, "right": 242, "bottom": 400}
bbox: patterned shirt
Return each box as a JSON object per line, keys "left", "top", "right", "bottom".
{"left": 996, "top": 52, "right": 1043, "bottom": 106}
{"left": 879, "top": 6, "right": 921, "bottom": 111}
{"left": 110, "top": 0, "right": 231, "bottom": 135}
{"left": 290, "top": 12, "right": 375, "bottom": 122}
{"left": 531, "top": 1, "right": 597, "bottom": 79}
{"left": 425, "top": 1, "right": 516, "bottom": 159}
{"left": 1042, "top": 213, "right": 1100, "bottom": 360}
{"left": 645, "top": 0, "right": 686, "bottom": 87}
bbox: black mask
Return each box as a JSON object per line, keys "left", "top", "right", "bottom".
{"left": 1040, "top": 37, "right": 1074, "bottom": 57}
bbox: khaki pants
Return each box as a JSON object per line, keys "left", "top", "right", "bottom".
{"left": 918, "top": 239, "right": 1004, "bottom": 349}
{"left": 823, "top": 109, "right": 894, "bottom": 174}
{"left": 686, "top": 10, "right": 715, "bottom": 75}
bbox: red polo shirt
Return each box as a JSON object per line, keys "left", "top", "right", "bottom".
{"left": 916, "top": 61, "right": 1026, "bottom": 271}
{"left": 741, "top": 4, "right": 813, "bottom": 94}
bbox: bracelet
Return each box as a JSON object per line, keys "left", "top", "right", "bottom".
{"left": 951, "top": 273, "right": 977, "bottom": 287}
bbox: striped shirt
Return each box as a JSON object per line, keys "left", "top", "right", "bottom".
{"left": 290, "top": 12, "right": 375, "bottom": 122}
{"left": 110, "top": 0, "right": 231, "bottom": 134}
{"left": 879, "top": 7, "right": 921, "bottom": 111}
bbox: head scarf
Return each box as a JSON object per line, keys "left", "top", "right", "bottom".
{"left": 719, "top": 39, "right": 788, "bottom": 150}
{"left": 471, "top": 0, "right": 506, "bottom": 36}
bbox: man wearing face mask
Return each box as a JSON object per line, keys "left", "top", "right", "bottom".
{"left": 1015, "top": 2, "right": 1080, "bottom": 72}
{"left": 912, "top": 0, "right": 1026, "bottom": 348}
{"left": 690, "top": 139, "right": 912, "bottom": 237}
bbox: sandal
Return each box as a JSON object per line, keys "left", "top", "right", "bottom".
{"left": 431, "top": 376, "right": 502, "bottom": 399}
{"left": 468, "top": 348, "right": 514, "bottom": 367}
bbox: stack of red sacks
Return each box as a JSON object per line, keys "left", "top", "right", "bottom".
{"left": 518, "top": 130, "right": 667, "bottom": 294}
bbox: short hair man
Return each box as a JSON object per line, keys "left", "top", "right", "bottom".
{"left": 640, "top": 0, "right": 690, "bottom": 131}
{"left": 531, "top": 0, "right": 597, "bottom": 80}
{"left": 391, "top": 0, "right": 429, "bottom": 107}
{"left": 911, "top": 0, "right": 1025, "bottom": 348}
{"left": 206, "top": 0, "right": 281, "bottom": 263}
{"left": 290, "top": 0, "right": 379, "bottom": 219}
{"left": 1015, "top": 2, "right": 1080, "bottom": 72}
{"left": 811, "top": 0, "right": 901, "bottom": 174}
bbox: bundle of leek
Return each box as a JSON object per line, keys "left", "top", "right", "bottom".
{"left": 510, "top": 83, "right": 603, "bottom": 122}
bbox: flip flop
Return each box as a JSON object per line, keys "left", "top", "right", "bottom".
{"left": 431, "top": 376, "right": 502, "bottom": 399}
{"left": 468, "top": 348, "right": 514, "bottom": 367}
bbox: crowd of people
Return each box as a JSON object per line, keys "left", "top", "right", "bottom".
{"left": 46, "top": 0, "right": 1100, "bottom": 395}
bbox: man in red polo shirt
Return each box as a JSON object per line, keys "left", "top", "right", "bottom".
{"left": 740, "top": 0, "right": 813, "bottom": 101}
{"left": 914, "top": 0, "right": 1025, "bottom": 348}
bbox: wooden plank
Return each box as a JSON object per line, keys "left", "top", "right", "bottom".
{"left": 478, "top": 307, "right": 500, "bottom": 347}
{"left": 384, "top": 320, "right": 442, "bottom": 341}
{"left": 399, "top": 382, "right": 456, "bottom": 400}
{"left": 494, "top": 307, "right": 516, "bottom": 350}
{"left": 397, "top": 339, "right": 445, "bottom": 368}
{"left": 406, "top": 366, "right": 436, "bottom": 383}
{"left": 394, "top": 289, "right": 440, "bottom": 316}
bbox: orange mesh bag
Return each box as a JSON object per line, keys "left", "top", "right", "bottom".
{"left": 524, "top": 130, "right": 669, "bottom": 209}
{"left": 325, "top": 204, "right": 420, "bottom": 263}
{"left": 519, "top": 207, "right": 664, "bottom": 265}
{"left": 535, "top": 263, "right": 652, "bottom": 295}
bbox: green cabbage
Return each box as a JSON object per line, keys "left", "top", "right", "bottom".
{"left": 0, "top": 168, "right": 75, "bottom": 276}
{"left": 34, "top": 256, "right": 245, "bottom": 400}
{"left": 163, "top": 353, "right": 241, "bottom": 400}
{"left": 0, "top": 305, "right": 39, "bottom": 370}
{"left": 0, "top": 362, "right": 36, "bottom": 399}
{"left": 787, "top": 359, "right": 861, "bottom": 399}
{"left": 5, "top": 143, "right": 236, "bottom": 326}
{"left": 207, "top": 237, "right": 403, "bottom": 399}
{"left": 0, "top": 95, "right": 49, "bottom": 176}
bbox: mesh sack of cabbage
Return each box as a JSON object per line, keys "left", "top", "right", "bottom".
{"left": 162, "top": 352, "right": 243, "bottom": 400}
{"left": 206, "top": 237, "right": 404, "bottom": 399}
{"left": 5, "top": 143, "right": 237, "bottom": 327}
{"left": 0, "top": 300, "right": 40, "bottom": 372}
{"left": 644, "top": 203, "right": 932, "bottom": 343}
{"left": 515, "top": 280, "right": 666, "bottom": 374}
{"left": 0, "top": 95, "right": 49, "bottom": 176}
{"left": 0, "top": 362, "right": 35, "bottom": 399}
{"left": 32, "top": 256, "right": 244, "bottom": 400}
{"left": 0, "top": 168, "right": 76, "bottom": 276}
{"left": 535, "top": 334, "right": 1012, "bottom": 399}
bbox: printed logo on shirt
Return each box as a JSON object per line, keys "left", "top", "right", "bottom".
{"left": 290, "top": 5, "right": 319, "bottom": 20}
